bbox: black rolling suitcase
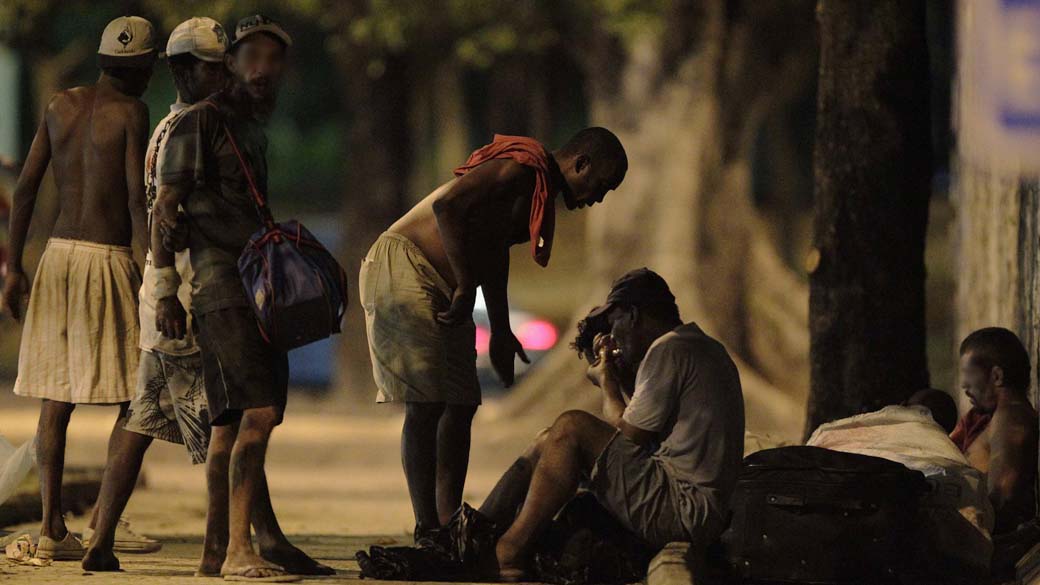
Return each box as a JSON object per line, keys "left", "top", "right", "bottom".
{"left": 718, "top": 446, "right": 927, "bottom": 584}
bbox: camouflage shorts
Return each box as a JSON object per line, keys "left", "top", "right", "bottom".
{"left": 124, "top": 350, "right": 211, "bottom": 464}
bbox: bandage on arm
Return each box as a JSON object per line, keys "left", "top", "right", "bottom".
{"left": 152, "top": 266, "right": 181, "bottom": 300}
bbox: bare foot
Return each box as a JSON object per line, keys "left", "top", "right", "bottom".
{"left": 82, "top": 547, "right": 121, "bottom": 572}
{"left": 260, "top": 542, "right": 335, "bottom": 576}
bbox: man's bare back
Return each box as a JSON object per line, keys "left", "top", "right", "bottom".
{"left": 45, "top": 84, "right": 148, "bottom": 248}
{"left": 4, "top": 71, "right": 150, "bottom": 319}
{"left": 389, "top": 159, "right": 535, "bottom": 290}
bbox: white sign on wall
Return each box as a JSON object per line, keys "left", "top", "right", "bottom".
{"left": 958, "top": 0, "right": 1040, "bottom": 173}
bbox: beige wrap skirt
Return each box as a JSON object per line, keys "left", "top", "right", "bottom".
{"left": 13, "top": 238, "right": 141, "bottom": 404}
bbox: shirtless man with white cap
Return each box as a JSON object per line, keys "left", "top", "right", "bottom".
{"left": 2, "top": 16, "right": 155, "bottom": 562}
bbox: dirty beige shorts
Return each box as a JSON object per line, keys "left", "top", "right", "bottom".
{"left": 588, "top": 432, "right": 724, "bottom": 548}
{"left": 13, "top": 238, "right": 141, "bottom": 404}
{"left": 359, "top": 232, "right": 480, "bottom": 405}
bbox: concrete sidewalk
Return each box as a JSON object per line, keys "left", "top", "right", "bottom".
{"left": 0, "top": 533, "right": 373, "bottom": 584}
{"left": 0, "top": 390, "right": 550, "bottom": 583}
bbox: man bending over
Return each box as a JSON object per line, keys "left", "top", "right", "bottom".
{"left": 361, "top": 127, "right": 628, "bottom": 546}
{"left": 477, "top": 268, "right": 746, "bottom": 580}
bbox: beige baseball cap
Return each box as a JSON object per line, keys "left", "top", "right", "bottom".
{"left": 98, "top": 16, "right": 157, "bottom": 68}
{"left": 231, "top": 14, "right": 292, "bottom": 48}
{"left": 166, "top": 17, "right": 228, "bottom": 62}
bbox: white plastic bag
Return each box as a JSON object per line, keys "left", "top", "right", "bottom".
{"left": 0, "top": 433, "right": 35, "bottom": 506}
{"left": 807, "top": 405, "right": 994, "bottom": 574}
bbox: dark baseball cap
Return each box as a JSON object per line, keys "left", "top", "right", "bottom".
{"left": 586, "top": 268, "right": 676, "bottom": 320}
{"left": 232, "top": 14, "right": 292, "bottom": 48}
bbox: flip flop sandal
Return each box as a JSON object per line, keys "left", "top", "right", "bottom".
{"left": 222, "top": 565, "right": 301, "bottom": 582}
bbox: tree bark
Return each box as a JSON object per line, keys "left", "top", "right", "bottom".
{"left": 805, "top": 0, "right": 933, "bottom": 437}
{"left": 333, "top": 50, "right": 413, "bottom": 404}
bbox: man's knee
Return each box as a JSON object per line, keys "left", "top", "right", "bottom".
{"left": 442, "top": 404, "right": 477, "bottom": 428}
{"left": 548, "top": 410, "right": 598, "bottom": 444}
{"left": 523, "top": 427, "right": 552, "bottom": 460}
{"left": 240, "top": 406, "right": 283, "bottom": 435}
{"left": 405, "top": 402, "right": 446, "bottom": 427}
{"left": 40, "top": 399, "right": 76, "bottom": 419}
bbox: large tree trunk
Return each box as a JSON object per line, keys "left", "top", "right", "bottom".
{"left": 493, "top": 0, "right": 818, "bottom": 444}
{"left": 804, "top": 0, "right": 933, "bottom": 437}
{"left": 333, "top": 49, "right": 413, "bottom": 404}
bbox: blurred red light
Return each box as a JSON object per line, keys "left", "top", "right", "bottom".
{"left": 517, "top": 320, "right": 558, "bottom": 351}
{"left": 475, "top": 326, "right": 491, "bottom": 354}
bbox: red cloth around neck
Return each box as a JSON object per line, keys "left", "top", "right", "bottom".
{"left": 454, "top": 134, "right": 556, "bottom": 267}
{"left": 950, "top": 407, "right": 993, "bottom": 453}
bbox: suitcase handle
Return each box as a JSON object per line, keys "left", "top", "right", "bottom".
{"left": 766, "top": 493, "right": 868, "bottom": 511}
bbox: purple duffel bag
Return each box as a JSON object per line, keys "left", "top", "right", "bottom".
{"left": 220, "top": 118, "right": 348, "bottom": 351}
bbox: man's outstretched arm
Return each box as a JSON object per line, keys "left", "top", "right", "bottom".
{"left": 483, "top": 246, "right": 529, "bottom": 386}
{"left": 2, "top": 104, "right": 52, "bottom": 319}
{"left": 432, "top": 158, "right": 527, "bottom": 326}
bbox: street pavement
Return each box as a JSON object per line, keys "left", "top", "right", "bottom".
{"left": 0, "top": 388, "right": 543, "bottom": 583}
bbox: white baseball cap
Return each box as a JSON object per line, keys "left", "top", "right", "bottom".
{"left": 166, "top": 17, "right": 229, "bottom": 62}
{"left": 98, "top": 16, "right": 157, "bottom": 68}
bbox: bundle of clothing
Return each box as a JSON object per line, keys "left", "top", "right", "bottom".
{"left": 355, "top": 494, "right": 656, "bottom": 585}
{"left": 806, "top": 404, "right": 994, "bottom": 578}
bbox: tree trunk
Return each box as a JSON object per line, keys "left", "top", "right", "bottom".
{"left": 494, "top": 0, "right": 818, "bottom": 443}
{"left": 333, "top": 51, "right": 413, "bottom": 404}
{"left": 805, "top": 0, "right": 932, "bottom": 437}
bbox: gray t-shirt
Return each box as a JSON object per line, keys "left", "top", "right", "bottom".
{"left": 622, "top": 323, "right": 745, "bottom": 521}
{"left": 157, "top": 91, "right": 268, "bottom": 315}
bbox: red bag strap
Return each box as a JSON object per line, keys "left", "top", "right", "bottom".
{"left": 199, "top": 99, "right": 274, "bottom": 229}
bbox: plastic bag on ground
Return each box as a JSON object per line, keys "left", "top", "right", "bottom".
{"left": 806, "top": 405, "right": 993, "bottom": 577}
{"left": 0, "top": 433, "right": 35, "bottom": 507}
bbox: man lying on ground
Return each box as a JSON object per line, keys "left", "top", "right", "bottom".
{"left": 1, "top": 16, "right": 155, "bottom": 562}
{"left": 361, "top": 126, "right": 627, "bottom": 547}
{"left": 477, "top": 268, "right": 746, "bottom": 580}
{"left": 82, "top": 17, "right": 230, "bottom": 572}
{"left": 952, "top": 327, "right": 1038, "bottom": 535}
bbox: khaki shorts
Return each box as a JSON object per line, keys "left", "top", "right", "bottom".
{"left": 124, "top": 350, "right": 210, "bottom": 464}
{"left": 14, "top": 239, "right": 141, "bottom": 404}
{"left": 359, "top": 232, "right": 480, "bottom": 405}
{"left": 588, "top": 432, "right": 723, "bottom": 548}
